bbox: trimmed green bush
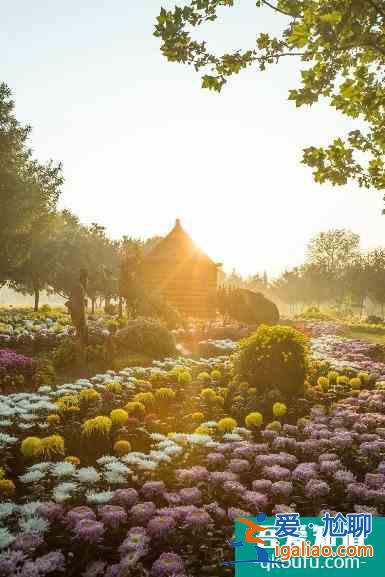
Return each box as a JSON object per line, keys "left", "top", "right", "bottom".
{"left": 113, "top": 318, "right": 176, "bottom": 359}
{"left": 234, "top": 324, "right": 309, "bottom": 397}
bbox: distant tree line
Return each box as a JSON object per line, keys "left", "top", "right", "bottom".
{"left": 271, "top": 230, "right": 385, "bottom": 316}
{"left": 0, "top": 83, "right": 148, "bottom": 312}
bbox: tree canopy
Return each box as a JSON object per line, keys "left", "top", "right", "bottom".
{"left": 155, "top": 1, "right": 385, "bottom": 206}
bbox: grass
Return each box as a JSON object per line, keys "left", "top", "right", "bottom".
{"left": 344, "top": 329, "right": 385, "bottom": 345}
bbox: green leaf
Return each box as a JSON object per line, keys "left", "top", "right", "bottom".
{"left": 320, "top": 11, "right": 342, "bottom": 25}
{"left": 287, "top": 24, "right": 309, "bottom": 48}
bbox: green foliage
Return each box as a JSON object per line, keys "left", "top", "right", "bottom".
{"left": 155, "top": 1, "right": 385, "bottom": 205}
{"left": 219, "top": 287, "right": 279, "bottom": 325}
{"left": 33, "top": 357, "right": 56, "bottom": 387}
{"left": 234, "top": 324, "right": 309, "bottom": 396}
{"left": 296, "top": 306, "right": 332, "bottom": 321}
{"left": 0, "top": 83, "right": 63, "bottom": 283}
{"left": 113, "top": 318, "right": 176, "bottom": 359}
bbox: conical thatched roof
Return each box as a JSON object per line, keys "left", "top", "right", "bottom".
{"left": 144, "top": 219, "right": 218, "bottom": 266}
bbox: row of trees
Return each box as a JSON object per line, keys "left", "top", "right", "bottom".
{"left": 0, "top": 83, "right": 147, "bottom": 311}
{"left": 272, "top": 230, "right": 385, "bottom": 315}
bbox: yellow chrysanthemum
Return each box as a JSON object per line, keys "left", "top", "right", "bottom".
{"left": 350, "top": 377, "right": 361, "bottom": 390}
{"left": 110, "top": 409, "right": 129, "bottom": 427}
{"left": 124, "top": 401, "right": 146, "bottom": 418}
{"left": 245, "top": 412, "right": 263, "bottom": 429}
{"left": 106, "top": 382, "right": 123, "bottom": 394}
{"left": 197, "top": 372, "right": 211, "bottom": 383}
{"left": 194, "top": 425, "right": 211, "bottom": 435}
{"left": 21, "top": 436, "right": 43, "bottom": 458}
{"left": 317, "top": 377, "right": 329, "bottom": 391}
{"left": 154, "top": 387, "right": 176, "bottom": 401}
{"left": 65, "top": 456, "right": 80, "bottom": 465}
{"left": 200, "top": 388, "right": 217, "bottom": 402}
{"left": 266, "top": 420, "right": 282, "bottom": 432}
{"left": 177, "top": 370, "right": 192, "bottom": 385}
{"left": 272, "top": 402, "right": 287, "bottom": 418}
{"left": 40, "top": 435, "right": 65, "bottom": 458}
{"left": 0, "top": 479, "right": 15, "bottom": 496}
{"left": 210, "top": 369, "right": 221, "bottom": 381}
{"left": 191, "top": 412, "right": 205, "bottom": 423}
{"left": 82, "top": 416, "right": 112, "bottom": 436}
{"left": 133, "top": 392, "right": 155, "bottom": 407}
{"left": 47, "top": 414, "right": 61, "bottom": 425}
{"left": 113, "top": 440, "right": 131, "bottom": 456}
{"left": 56, "top": 394, "right": 79, "bottom": 412}
{"left": 217, "top": 417, "right": 237, "bottom": 433}
{"left": 79, "top": 388, "right": 101, "bottom": 402}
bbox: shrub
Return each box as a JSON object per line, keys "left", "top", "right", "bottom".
{"left": 350, "top": 377, "right": 361, "bottom": 390}
{"left": 272, "top": 402, "right": 287, "bottom": 418}
{"left": 226, "top": 289, "right": 279, "bottom": 325}
{"left": 113, "top": 440, "right": 131, "bottom": 456}
{"left": 217, "top": 417, "right": 237, "bottom": 432}
{"left": 110, "top": 409, "right": 129, "bottom": 427}
{"left": 197, "top": 372, "right": 211, "bottom": 383}
{"left": 245, "top": 412, "right": 263, "bottom": 429}
{"left": 113, "top": 318, "right": 176, "bottom": 359}
{"left": 234, "top": 325, "right": 308, "bottom": 397}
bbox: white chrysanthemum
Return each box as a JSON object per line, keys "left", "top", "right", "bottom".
{"left": 157, "top": 439, "right": 178, "bottom": 449}
{"left": 96, "top": 455, "right": 118, "bottom": 465}
{"left": 19, "top": 515, "right": 49, "bottom": 534}
{"left": 19, "top": 501, "right": 43, "bottom": 516}
{"left": 148, "top": 450, "right": 172, "bottom": 463}
{"left": 54, "top": 481, "right": 78, "bottom": 494}
{"left": 0, "top": 527, "right": 15, "bottom": 550}
{"left": 103, "top": 471, "right": 127, "bottom": 485}
{"left": 18, "top": 423, "right": 34, "bottom": 430}
{"left": 37, "top": 385, "right": 52, "bottom": 393}
{"left": 202, "top": 421, "right": 218, "bottom": 428}
{"left": 52, "top": 462, "right": 76, "bottom": 478}
{"left": 187, "top": 434, "right": 213, "bottom": 445}
{"left": 104, "top": 461, "right": 130, "bottom": 475}
{"left": 0, "top": 502, "right": 16, "bottom": 520}
{"left": 0, "top": 432, "right": 18, "bottom": 446}
{"left": 163, "top": 445, "right": 183, "bottom": 456}
{"left": 149, "top": 432, "right": 167, "bottom": 442}
{"left": 28, "top": 462, "right": 52, "bottom": 473}
{"left": 135, "top": 460, "right": 158, "bottom": 471}
{"left": 121, "top": 454, "right": 145, "bottom": 466}
{"left": 19, "top": 470, "right": 46, "bottom": 483}
{"left": 0, "top": 419, "right": 12, "bottom": 427}
{"left": 86, "top": 490, "right": 114, "bottom": 504}
{"left": 223, "top": 433, "right": 242, "bottom": 441}
{"left": 76, "top": 467, "right": 101, "bottom": 484}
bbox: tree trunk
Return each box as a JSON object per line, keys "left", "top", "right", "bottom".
{"left": 91, "top": 298, "right": 96, "bottom": 314}
{"left": 118, "top": 297, "right": 123, "bottom": 318}
{"left": 34, "top": 288, "right": 40, "bottom": 312}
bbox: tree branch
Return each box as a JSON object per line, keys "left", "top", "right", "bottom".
{"left": 365, "top": 0, "right": 385, "bottom": 19}
{"left": 262, "top": 1, "right": 295, "bottom": 18}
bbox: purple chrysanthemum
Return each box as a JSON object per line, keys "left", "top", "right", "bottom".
{"left": 129, "top": 502, "right": 157, "bottom": 525}
{"left": 147, "top": 515, "right": 176, "bottom": 538}
{"left": 73, "top": 519, "right": 105, "bottom": 543}
{"left": 112, "top": 488, "right": 139, "bottom": 508}
{"left": 98, "top": 505, "right": 127, "bottom": 528}
{"left": 150, "top": 553, "right": 185, "bottom": 577}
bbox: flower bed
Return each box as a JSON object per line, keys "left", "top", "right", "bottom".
{"left": 0, "top": 350, "right": 35, "bottom": 393}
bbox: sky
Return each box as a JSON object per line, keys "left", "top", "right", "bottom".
{"left": 2, "top": 0, "right": 384, "bottom": 278}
